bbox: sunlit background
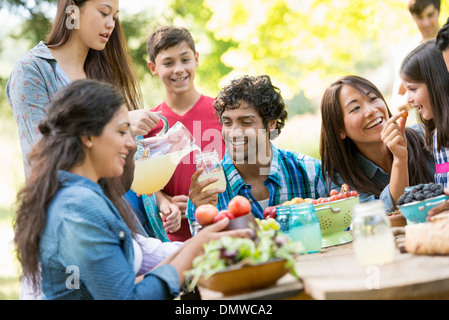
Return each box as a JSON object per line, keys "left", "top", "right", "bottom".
{"left": 1, "top": 0, "right": 448, "bottom": 299}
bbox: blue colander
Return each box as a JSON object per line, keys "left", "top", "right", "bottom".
{"left": 397, "top": 194, "right": 449, "bottom": 224}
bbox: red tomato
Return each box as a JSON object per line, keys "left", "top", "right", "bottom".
{"left": 329, "top": 189, "right": 339, "bottom": 196}
{"left": 340, "top": 184, "right": 349, "bottom": 193}
{"left": 195, "top": 204, "right": 219, "bottom": 226}
{"left": 337, "top": 193, "right": 346, "bottom": 200}
{"left": 228, "top": 195, "right": 252, "bottom": 217}
{"left": 329, "top": 195, "right": 339, "bottom": 202}
{"left": 213, "top": 210, "right": 235, "bottom": 223}
{"left": 350, "top": 190, "right": 359, "bottom": 197}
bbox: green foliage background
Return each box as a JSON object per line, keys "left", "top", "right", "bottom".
{"left": 2, "top": 0, "right": 448, "bottom": 116}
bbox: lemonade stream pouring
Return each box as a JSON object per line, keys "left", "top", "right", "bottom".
{"left": 131, "top": 116, "right": 198, "bottom": 195}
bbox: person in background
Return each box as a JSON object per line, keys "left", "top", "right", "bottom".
{"left": 187, "top": 75, "right": 328, "bottom": 234}
{"left": 410, "top": 0, "right": 441, "bottom": 42}
{"left": 13, "top": 79, "right": 252, "bottom": 300}
{"left": 320, "top": 75, "right": 435, "bottom": 213}
{"left": 143, "top": 26, "right": 225, "bottom": 241}
{"left": 390, "top": 0, "right": 441, "bottom": 115}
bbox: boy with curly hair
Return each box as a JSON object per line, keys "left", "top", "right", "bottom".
{"left": 186, "top": 75, "right": 328, "bottom": 234}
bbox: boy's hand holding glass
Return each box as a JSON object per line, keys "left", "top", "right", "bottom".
{"left": 189, "top": 168, "right": 226, "bottom": 208}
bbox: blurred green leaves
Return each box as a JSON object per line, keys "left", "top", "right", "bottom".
{"left": 2, "top": 0, "right": 449, "bottom": 115}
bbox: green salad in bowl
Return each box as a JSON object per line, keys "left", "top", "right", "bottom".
{"left": 184, "top": 230, "right": 303, "bottom": 292}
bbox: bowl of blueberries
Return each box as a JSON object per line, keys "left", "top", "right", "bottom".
{"left": 397, "top": 183, "right": 448, "bottom": 224}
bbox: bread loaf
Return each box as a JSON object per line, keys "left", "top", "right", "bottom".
{"left": 404, "top": 216, "right": 449, "bottom": 255}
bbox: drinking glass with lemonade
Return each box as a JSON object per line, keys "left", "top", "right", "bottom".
{"left": 195, "top": 150, "right": 227, "bottom": 191}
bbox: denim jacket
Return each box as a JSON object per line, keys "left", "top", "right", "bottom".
{"left": 39, "top": 171, "right": 179, "bottom": 300}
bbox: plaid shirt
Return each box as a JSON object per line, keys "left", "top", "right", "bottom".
{"left": 434, "top": 130, "right": 449, "bottom": 188}
{"left": 187, "top": 144, "right": 328, "bottom": 234}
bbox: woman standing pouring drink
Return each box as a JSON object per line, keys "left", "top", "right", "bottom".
{"left": 6, "top": 0, "right": 162, "bottom": 176}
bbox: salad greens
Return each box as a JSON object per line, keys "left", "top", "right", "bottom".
{"left": 184, "top": 230, "right": 303, "bottom": 291}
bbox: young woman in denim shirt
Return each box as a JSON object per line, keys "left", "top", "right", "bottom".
{"left": 7, "top": 0, "right": 183, "bottom": 294}
{"left": 13, "top": 80, "right": 252, "bottom": 300}
{"left": 319, "top": 75, "right": 435, "bottom": 213}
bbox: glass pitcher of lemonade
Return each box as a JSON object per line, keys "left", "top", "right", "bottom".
{"left": 131, "top": 116, "right": 199, "bottom": 195}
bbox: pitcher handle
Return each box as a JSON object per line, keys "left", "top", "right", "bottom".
{"left": 155, "top": 115, "right": 169, "bottom": 137}
{"left": 134, "top": 115, "right": 169, "bottom": 160}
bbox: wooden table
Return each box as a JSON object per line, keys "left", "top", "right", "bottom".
{"left": 199, "top": 233, "right": 449, "bottom": 300}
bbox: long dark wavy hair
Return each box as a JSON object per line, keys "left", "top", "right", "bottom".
{"left": 400, "top": 39, "right": 449, "bottom": 152}
{"left": 14, "top": 79, "right": 136, "bottom": 290}
{"left": 213, "top": 75, "right": 288, "bottom": 138}
{"left": 46, "top": 0, "right": 143, "bottom": 110}
{"left": 320, "top": 75, "right": 435, "bottom": 197}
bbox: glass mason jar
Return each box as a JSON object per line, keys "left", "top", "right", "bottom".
{"left": 276, "top": 205, "right": 291, "bottom": 233}
{"left": 277, "top": 203, "right": 322, "bottom": 254}
{"left": 195, "top": 150, "right": 226, "bottom": 191}
{"left": 352, "top": 200, "right": 395, "bottom": 266}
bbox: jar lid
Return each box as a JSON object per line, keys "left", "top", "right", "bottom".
{"left": 289, "top": 202, "right": 315, "bottom": 212}
{"left": 276, "top": 206, "right": 290, "bottom": 214}
{"left": 352, "top": 200, "right": 386, "bottom": 216}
